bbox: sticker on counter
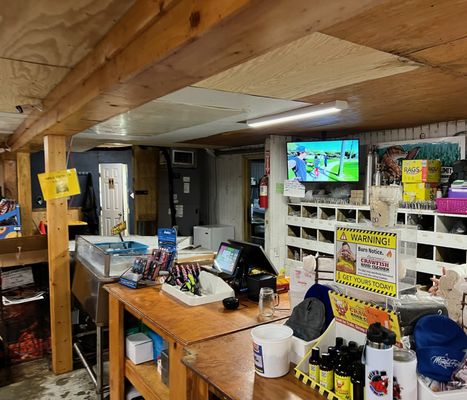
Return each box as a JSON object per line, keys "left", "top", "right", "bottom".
{"left": 38, "top": 168, "right": 80, "bottom": 201}
{"left": 335, "top": 227, "right": 398, "bottom": 297}
{"left": 253, "top": 343, "right": 264, "bottom": 373}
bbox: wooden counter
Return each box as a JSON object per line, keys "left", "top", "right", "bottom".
{"left": 105, "top": 283, "right": 291, "bottom": 400}
{"left": 183, "top": 328, "right": 324, "bottom": 400}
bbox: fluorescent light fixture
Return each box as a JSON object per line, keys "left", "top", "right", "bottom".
{"left": 246, "top": 100, "right": 348, "bottom": 128}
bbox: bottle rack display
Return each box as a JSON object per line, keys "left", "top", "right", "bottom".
{"left": 286, "top": 202, "right": 467, "bottom": 275}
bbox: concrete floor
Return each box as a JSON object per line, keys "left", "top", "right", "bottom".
{"left": 0, "top": 359, "right": 102, "bottom": 400}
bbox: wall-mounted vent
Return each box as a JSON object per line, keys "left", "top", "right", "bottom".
{"left": 172, "top": 149, "right": 196, "bottom": 168}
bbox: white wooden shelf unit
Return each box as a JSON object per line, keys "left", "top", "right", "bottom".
{"left": 286, "top": 202, "right": 467, "bottom": 276}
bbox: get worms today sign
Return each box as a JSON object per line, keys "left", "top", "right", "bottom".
{"left": 335, "top": 227, "right": 398, "bottom": 297}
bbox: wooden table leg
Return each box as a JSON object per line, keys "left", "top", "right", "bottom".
{"left": 186, "top": 368, "right": 209, "bottom": 400}
{"left": 169, "top": 340, "right": 187, "bottom": 400}
{"left": 109, "top": 295, "right": 124, "bottom": 400}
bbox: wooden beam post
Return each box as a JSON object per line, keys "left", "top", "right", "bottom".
{"left": 2, "top": 153, "right": 17, "bottom": 200}
{"left": 44, "top": 135, "right": 72, "bottom": 374}
{"left": 16, "top": 152, "right": 34, "bottom": 236}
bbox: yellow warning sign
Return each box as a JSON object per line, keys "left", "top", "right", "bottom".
{"left": 38, "top": 168, "right": 80, "bottom": 201}
{"left": 336, "top": 227, "right": 396, "bottom": 249}
{"left": 335, "top": 271, "right": 397, "bottom": 297}
{"left": 335, "top": 227, "right": 398, "bottom": 298}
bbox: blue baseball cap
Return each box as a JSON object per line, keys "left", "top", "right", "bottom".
{"left": 414, "top": 315, "right": 467, "bottom": 382}
{"left": 297, "top": 145, "right": 306, "bottom": 153}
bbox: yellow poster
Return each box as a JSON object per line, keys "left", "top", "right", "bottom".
{"left": 38, "top": 168, "right": 80, "bottom": 201}
{"left": 335, "top": 227, "right": 398, "bottom": 297}
{"left": 329, "top": 292, "right": 401, "bottom": 343}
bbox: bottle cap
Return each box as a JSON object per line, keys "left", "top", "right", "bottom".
{"left": 367, "top": 323, "right": 396, "bottom": 346}
{"left": 311, "top": 347, "right": 320, "bottom": 359}
{"left": 335, "top": 337, "right": 344, "bottom": 348}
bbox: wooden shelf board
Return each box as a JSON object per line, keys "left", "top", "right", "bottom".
{"left": 125, "top": 358, "right": 169, "bottom": 400}
{"left": 0, "top": 249, "right": 48, "bottom": 268}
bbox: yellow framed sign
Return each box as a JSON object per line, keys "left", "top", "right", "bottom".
{"left": 335, "top": 227, "right": 398, "bottom": 297}
{"left": 329, "top": 292, "right": 401, "bottom": 343}
{"left": 38, "top": 168, "right": 80, "bottom": 201}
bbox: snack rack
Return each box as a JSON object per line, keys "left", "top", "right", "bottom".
{"left": 0, "top": 205, "right": 21, "bottom": 239}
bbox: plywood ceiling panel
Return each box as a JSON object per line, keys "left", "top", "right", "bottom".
{"left": 0, "top": 58, "right": 68, "bottom": 113}
{"left": 321, "top": 0, "right": 467, "bottom": 56}
{"left": 0, "top": 0, "right": 135, "bottom": 67}
{"left": 87, "top": 100, "right": 242, "bottom": 136}
{"left": 195, "top": 32, "right": 419, "bottom": 100}
{"left": 0, "top": 112, "right": 27, "bottom": 134}
{"left": 188, "top": 68, "right": 467, "bottom": 147}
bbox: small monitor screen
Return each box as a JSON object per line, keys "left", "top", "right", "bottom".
{"left": 214, "top": 243, "right": 242, "bottom": 275}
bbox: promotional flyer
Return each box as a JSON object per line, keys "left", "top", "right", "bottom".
{"left": 335, "top": 227, "right": 398, "bottom": 297}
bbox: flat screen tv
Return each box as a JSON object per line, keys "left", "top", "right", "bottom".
{"left": 287, "top": 139, "right": 359, "bottom": 182}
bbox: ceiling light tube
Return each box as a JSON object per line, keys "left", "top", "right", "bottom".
{"left": 246, "top": 100, "right": 348, "bottom": 128}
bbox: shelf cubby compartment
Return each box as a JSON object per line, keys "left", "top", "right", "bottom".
{"left": 437, "top": 215, "right": 467, "bottom": 235}
{"left": 287, "top": 246, "right": 301, "bottom": 261}
{"left": 288, "top": 204, "right": 301, "bottom": 217}
{"left": 288, "top": 225, "right": 301, "bottom": 238}
{"left": 302, "top": 227, "right": 317, "bottom": 241}
{"left": 357, "top": 210, "right": 371, "bottom": 224}
{"left": 435, "top": 246, "right": 466, "bottom": 265}
{"left": 319, "top": 207, "right": 336, "bottom": 221}
{"left": 302, "top": 249, "right": 317, "bottom": 260}
{"left": 337, "top": 209, "right": 357, "bottom": 223}
{"left": 302, "top": 205, "right": 318, "bottom": 219}
{"left": 397, "top": 212, "right": 406, "bottom": 225}
{"left": 406, "top": 214, "right": 435, "bottom": 232}
{"left": 318, "top": 230, "right": 334, "bottom": 244}
{"left": 417, "top": 244, "right": 434, "bottom": 260}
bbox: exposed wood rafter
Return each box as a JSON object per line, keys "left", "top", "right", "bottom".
{"left": 8, "top": 0, "right": 385, "bottom": 151}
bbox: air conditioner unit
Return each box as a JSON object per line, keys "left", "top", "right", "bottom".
{"left": 172, "top": 149, "right": 196, "bottom": 168}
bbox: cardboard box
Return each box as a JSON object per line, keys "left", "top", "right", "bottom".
{"left": 402, "top": 160, "right": 441, "bottom": 183}
{"left": 125, "top": 333, "right": 153, "bottom": 365}
{"left": 403, "top": 183, "right": 438, "bottom": 201}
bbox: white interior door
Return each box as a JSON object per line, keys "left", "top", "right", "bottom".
{"left": 99, "top": 163, "right": 129, "bottom": 236}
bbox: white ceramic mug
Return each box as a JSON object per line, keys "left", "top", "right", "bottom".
{"left": 258, "top": 287, "right": 279, "bottom": 317}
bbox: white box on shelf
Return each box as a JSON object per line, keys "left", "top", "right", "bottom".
{"left": 162, "top": 271, "right": 234, "bottom": 306}
{"left": 193, "top": 225, "right": 235, "bottom": 251}
{"left": 126, "top": 333, "right": 153, "bottom": 365}
{"left": 418, "top": 377, "right": 467, "bottom": 400}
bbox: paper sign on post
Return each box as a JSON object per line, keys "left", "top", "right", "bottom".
{"left": 38, "top": 168, "right": 80, "bottom": 201}
{"left": 335, "top": 227, "right": 398, "bottom": 297}
{"left": 283, "top": 180, "right": 305, "bottom": 197}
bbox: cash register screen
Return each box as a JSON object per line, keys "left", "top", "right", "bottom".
{"left": 214, "top": 242, "right": 242, "bottom": 275}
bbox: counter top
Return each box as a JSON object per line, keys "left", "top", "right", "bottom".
{"left": 105, "top": 283, "right": 291, "bottom": 346}
{"left": 183, "top": 328, "right": 324, "bottom": 400}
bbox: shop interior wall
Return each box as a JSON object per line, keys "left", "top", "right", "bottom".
{"left": 30, "top": 148, "right": 135, "bottom": 234}
{"left": 157, "top": 149, "right": 212, "bottom": 237}
{"left": 267, "top": 119, "right": 467, "bottom": 272}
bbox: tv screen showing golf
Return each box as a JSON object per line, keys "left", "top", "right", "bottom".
{"left": 287, "top": 140, "right": 359, "bottom": 182}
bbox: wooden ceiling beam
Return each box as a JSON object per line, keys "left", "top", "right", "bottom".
{"left": 8, "top": 0, "right": 385, "bottom": 152}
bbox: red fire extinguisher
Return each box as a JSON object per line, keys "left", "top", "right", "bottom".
{"left": 259, "top": 175, "right": 268, "bottom": 209}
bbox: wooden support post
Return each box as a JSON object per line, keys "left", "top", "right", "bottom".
{"left": 109, "top": 295, "right": 124, "bottom": 399}
{"left": 44, "top": 135, "right": 72, "bottom": 374}
{"left": 16, "top": 152, "right": 34, "bottom": 236}
{"left": 2, "top": 153, "right": 17, "bottom": 200}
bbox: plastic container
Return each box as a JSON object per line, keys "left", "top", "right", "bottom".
{"left": 289, "top": 290, "right": 306, "bottom": 310}
{"left": 95, "top": 241, "right": 149, "bottom": 255}
{"left": 436, "top": 198, "right": 467, "bottom": 214}
{"left": 251, "top": 324, "right": 293, "bottom": 378}
{"left": 161, "top": 271, "right": 234, "bottom": 306}
{"left": 417, "top": 377, "right": 467, "bottom": 400}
